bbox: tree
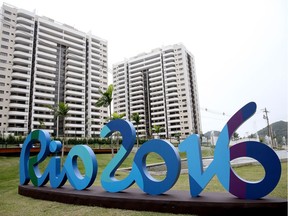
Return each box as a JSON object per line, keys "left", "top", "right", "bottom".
{"left": 153, "top": 125, "right": 163, "bottom": 139}
{"left": 111, "top": 112, "right": 125, "bottom": 121}
{"left": 174, "top": 132, "right": 181, "bottom": 147}
{"left": 132, "top": 112, "right": 141, "bottom": 149}
{"left": 111, "top": 112, "right": 125, "bottom": 150}
{"left": 47, "top": 102, "right": 70, "bottom": 164}
{"left": 95, "top": 84, "right": 114, "bottom": 156}
{"left": 95, "top": 84, "right": 113, "bottom": 120}
{"left": 233, "top": 132, "right": 239, "bottom": 140}
{"left": 38, "top": 120, "right": 46, "bottom": 129}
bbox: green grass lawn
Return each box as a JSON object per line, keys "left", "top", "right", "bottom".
{"left": 0, "top": 151, "right": 287, "bottom": 216}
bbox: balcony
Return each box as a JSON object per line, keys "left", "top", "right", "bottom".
{"left": 67, "top": 58, "right": 85, "bottom": 68}
{"left": 8, "top": 111, "right": 27, "bottom": 116}
{"left": 150, "top": 94, "right": 163, "bottom": 101}
{"left": 67, "top": 53, "right": 85, "bottom": 61}
{"left": 13, "top": 51, "right": 31, "bottom": 59}
{"left": 34, "top": 91, "right": 55, "bottom": 99}
{"left": 66, "top": 96, "right": 84, "bottom": 103}
{"left": 10, "top": 80, "right": 29, "bottom": 87}
{"left": 66, "top": 84, "right": 84, "bottom": 91}
{"left": 68, "top": 47, "right": 85, "bottom": 56}
{"left": 66, "top": 77, "right": 84, "bottom": 85}
{"left": 64, "top": 34, "right": 85, "bottom": 45}
{"left": 67, "top": 110, "right": 85, "bottom": 115}
{"left": 37, "top": 57, "right": 56, "bottom": 67}
{"left": 150, "top": 100, "right": 163, "bottom": 106}
{"left": 14, "top": 44, "right": 32, "bottom": 52}
{"left": 38, "top": 41, "right": 58, "bottom": 50}
{"left": 66, "top": 71, "right": 85, "bottom": 79}
{"left": 36, "top": 71, "right": 55, "bottom": 79}
{"left": 15, "top": 36, "right": 33, "bottom": 45}
{"left": 35, "top": 77, "right": 55, "bottom": 85}
{"left": 9, "top": 103, "right": 29, "bottom": 108}
{"left": 13, "top": 58, "right": 31, "bottom": 66}
{"left": 149, "top": 79, "right": 162, "bottom": 87}
{"left": 33, "top": 99, "right": 54, "bottom": 105}
{"left": 15, "top": 29, "right": 33, "bottom": 38}
{"left": 66, "top": 65, "right": 85, "bottom": 73}
{"left": 150, "top": 85, "right": 162, "bottom": 91}
{"left": 66, "top": 90, "right": 84, "bottom": 97}
{"left": 36, "top": 64, "right": 56, "bottom": 73}
{"left": 11, "top": 72, "right": 30, "bottom": 79}
{"left": 34, "top": 84, "right": 54, "bottom": 92}
{"left": 33, "top": 113, "right": 54, "bottom": 119}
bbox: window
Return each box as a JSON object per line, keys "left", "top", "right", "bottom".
{"left": 1, "top": 45, "right": 8, "bottom": 49}
{"left": 3, "top": 17, "right": 11, "bottom": 22}
{"left": 3, "top": 24, "right": 10, "bottom": 29}
{"left": 2, "top": 38, "right": 9, "bottom": 42}
{"left": 4, "top": 10, "right": 12, "bottom": 15}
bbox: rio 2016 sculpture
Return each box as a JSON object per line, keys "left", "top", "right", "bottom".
{"left": 19, "top": 102, "right": 281, "bottom": 199}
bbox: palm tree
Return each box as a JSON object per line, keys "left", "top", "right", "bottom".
{"left": 95, "top": 84, "right": 113, "bottom": 120}
{"left": 153, "top": 125, "right": 163, "bottom": 139}
{"left": 38, "top": 120, "right": 46, "bottom": 129}
{"left": 132, "top": 112, "right": 141, "bottom": 149}
{"left": 47, "top": 102, "right": 70, "bottom": 164}
{"left": 95, "top": 84, "right": 114, "bottom": 156}
{"left": 111, "top": 112, "right": 125, "bottom": 150}
{"left": 111, "top": 112, "right": 125, "bottom": 120}
{"left": 174, "top": 132, "right": 181, "bottom": 147}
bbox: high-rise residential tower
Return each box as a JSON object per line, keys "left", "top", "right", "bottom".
{"left": 0, "top": 3, "right": 108, "bottom": 138}
{"left": 113, "top": 44, "right": 201, "bottom": 139}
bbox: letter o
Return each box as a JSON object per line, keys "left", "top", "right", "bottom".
{"left": 132, "top": 139, "right": 181, "bottom": 195}
{"left": 64, "top": 145, "right": 97, "bottom": 190}
{"left": 229, "top": 141, "right": 281, "bottom": 199}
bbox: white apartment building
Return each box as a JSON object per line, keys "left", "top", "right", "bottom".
{"left": 113, "top": 44, "right": 202, "bottom": 139}
{"left": 0, "top": 3, "right": 108, "bottom": 138}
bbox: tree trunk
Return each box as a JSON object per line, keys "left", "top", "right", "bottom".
{"left": 108, "top": 106, "right": 114, "bottom": 157}
{"left": 61, "top": 137, "right": 65, "bottom": 167}
{"left": 136, "top": 125, "right": 139, "bottom": 149}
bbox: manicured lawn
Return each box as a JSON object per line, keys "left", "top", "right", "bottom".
{"left": 0, "top": 152, "right": 287, "bottom": 216}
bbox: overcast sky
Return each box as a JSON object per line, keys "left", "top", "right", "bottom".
{"left": 2, "top": 0, "right": 287, "bottom": 136}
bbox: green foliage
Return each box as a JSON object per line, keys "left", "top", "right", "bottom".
{"left": 111, "top": 112, "right": 125, "bottom": 120}
{"left": 257, "top": 120, "right": 287, "bottom": 144}
{"left": 95, "top": 84, "right": 113, "bottom": 119}
{"left": 233, "top": 132, "right": 239, "bottom": 140}
{"left": 132, "top": 112, "right": 140, "bottom": 124}
{"left": 152, "top": 125, "right": 164, "bottom": 137}
{"left": 46, "top": 102, "right": 70, "bottom": 120}
{"left": 0, "top": 135, "right": 25, "bottom": 145}
{"left": 39, "top": 120, "right": 46, "bottom": 129}
{"left": 52, "top": 137, "right": 110, "bottom": 146}
{"left": 57, "top": 102, "right": 70, "bottom": 117}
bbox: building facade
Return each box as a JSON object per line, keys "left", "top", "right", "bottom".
{"left": 0, "top": 3, "right": 108, "bottom": 138}
{"left": 113, "top": 44, "right": 201, "bottom": 139}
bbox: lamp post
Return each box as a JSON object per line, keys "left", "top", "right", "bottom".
{"left": 262, "top": 108, "right": 274, "bottom": 148}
